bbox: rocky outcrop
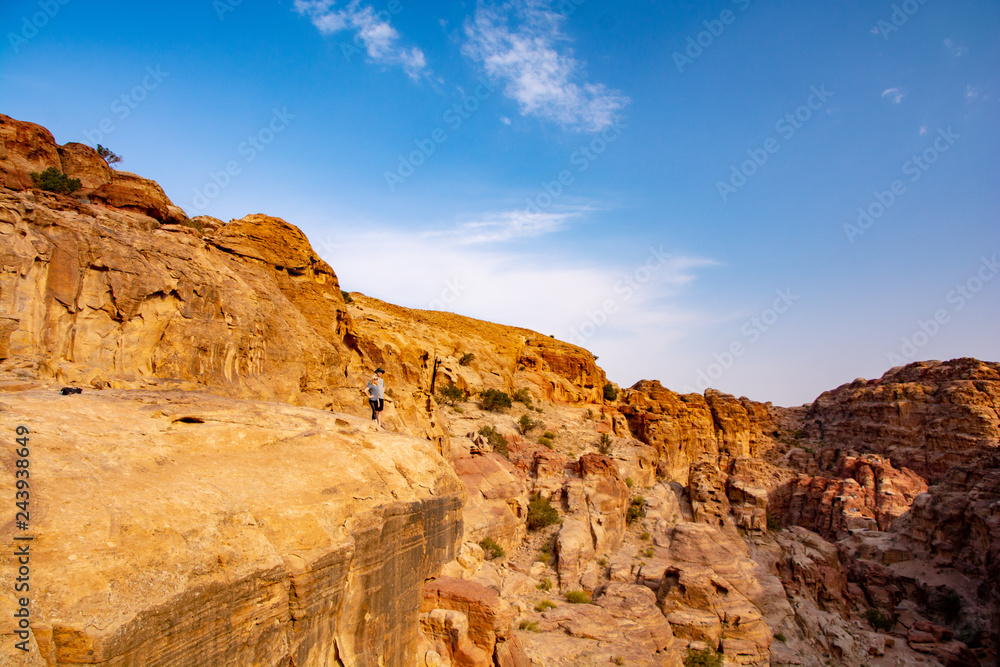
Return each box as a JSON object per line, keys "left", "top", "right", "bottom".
{"left": 803, "top": 359, "right": 1000, "bottom": 479}
{"left": 556, "top": 454, "right": 629, "bottom": 589}
{"left": 452, "top": 447, "right": 529, "bottom": 555}
{"left": 346, "top": 293, "right": 607, "bottom": 406}
{"left": 620, "top": 382, "right": 777, "bottom": 485}
{"left": 773, "top": 454, "right": 927, "bottom": 541}
{"left": 0, "top": 389, "right": 464, "bottom": 666}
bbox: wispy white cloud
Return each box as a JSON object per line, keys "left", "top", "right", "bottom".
{"left": 294, "top": 0, "right": 426, "bottom": 78}
{"left": 965, "top": 84, "right": 982, "bottom": 103}
{"left": 461, "top": 1, "right": 629, "bottom": 132}
{"left": 423, "top": 208, "right": 582, "bottom": 244}
{"left": 881, "top": 87, "right": 905, "bottom": 104}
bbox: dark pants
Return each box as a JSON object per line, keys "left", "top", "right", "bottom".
{"left": 369, "top": 398, "right": 383, "bottom": 419}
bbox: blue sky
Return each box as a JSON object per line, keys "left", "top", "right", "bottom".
{"left": 2, "top": 0, "right": 997, "bottom": 406}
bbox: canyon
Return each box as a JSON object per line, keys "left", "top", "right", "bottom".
{"left": 0, "top": 113, "right": 997, "bottom": 666}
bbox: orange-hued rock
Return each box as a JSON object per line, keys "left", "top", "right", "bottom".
{"left": 89, "top": 170, "right": 187, "bottom": 224}
{"left": 620, "top": 382, "right": 777, "bottom": 485}
{"left": 452, "top": 449, "right": 529, "bottom": 554}
{"left": 556, "top": 454, "right": 629, "bottom": 588}
{"left": 804, "top": 359, "right": 1000, "bottom": 479}
{"left": 0, "top": 389, "right": 463, "bottom": 666}
{"left": 420, "top": 577, "right": 525, "bottom": 667}
{"left": 0, "top": 114, "right": 62, "bottom": 190}
{"left": 57, "top": 142, "right": 113, "bottom": 193}
{"left": 656, "top": 523, "right": 773, "bottom": 666}
{"left": 346, "top": 292, "right": 606, "bottom": 406}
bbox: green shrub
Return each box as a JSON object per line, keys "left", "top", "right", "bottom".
{"left": 565, "top": 590, "right": 591, "bottom": 604}
{"left": 627, "top": 496, "right": 646, "bottom": 525}
{"left": 537, "top": 436, "right": 553, "bottom": 449}
{"left": 928, "top": 587, "right": 962, "bottom": 625}
{"left": 459, "top": 352, "right": 475, "bottom": 366}
{"left": 481, "top": 388, "right": 512, "bottom": 411}
{"left": 683, "top": 647, "right": 723, "bottom": 667}
{"left": 625, "top": 477, "right": 634, "bottom": 488}
{"left": 527, "top": 493, "right": 560, "bottom": 531}
{"left": 864, "top": 608, "right": 893, "bottom": 632}
{"left": 518, "top": 620, "right": 540, "bottom": 632}
{"left": 598, "top": 432, "right": 613, "bottom": 455}
{"left": 774, "top": 632, "right": 786, "bottom": 643}
{"left": 341, "top": 290, "right": 353, "bottom": 303}
{"left": 542, "top": 431, "right": 556, "bottom": 440}
{"left": 766, "top": 513, "right": 780, "bottom": 532}
{"left": 179, "top": 218, "right": 204, "bottom": 232}
{"left": 625, "top": 496, "right": 646, "bottom": 524}
{"left": 603, "top": 382, "right": 618, "bottom": 401}
{"left": 518, "top": 414, "right": 539, "bottom": 435}
{"left": 598, "top": 557, "right": 608, "bottom": 567}
{"left": 513, "top": 388, "right": 533, "bottom": 407}
{"left": 95, "top": 144, "right": 122, "bottom": 165}
{"left": 438, "top": 383, "right": 468, "bottom": 406}
{"left": 29, "top": 167, "right": 81, "bottom": 194}
{"left": 640, "top": 531, "right": 651, "bottom": 541}
{"left": 478, "top": 425, "right": 509, "bottom": 459}
{"left": 641, "top": 547, "right": 654, "bottom": 558}
{"left": 479, "top": 537, "right": 504, "bottom": 561}
{"left": 453, "top": 406, "right": 464, "bottom": 414}
{"left": 535, "top": 578, "right": 553, "bottom": 591}
{"left": 534, "top": 599, "right": 557, "bottom": 612}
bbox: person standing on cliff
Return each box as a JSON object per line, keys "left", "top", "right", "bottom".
{"left": 365, "top": 367, "right": 386, "bottom": 429}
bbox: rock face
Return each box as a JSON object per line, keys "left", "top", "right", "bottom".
{"left": 0, "top": 389, "right": 464, "bottom": 666}
{"left": 772, "top": 454, "right": 928, "bottom": 541}
{"left": 346, "top": 293, "right": 607, "bottom": 406}
{"left": 803, "top": 359, "right": 1000, "bottom": 479}
{"left": 620, "top": 382, "right": 777, "bottom": 485}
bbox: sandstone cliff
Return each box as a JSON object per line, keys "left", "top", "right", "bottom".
{"left": 3, "top": 113, "right": 998, "bottom": 667}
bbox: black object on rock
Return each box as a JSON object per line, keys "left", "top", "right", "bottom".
{"left": 60, "top": 387, "right": 82, "bottom": 395}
